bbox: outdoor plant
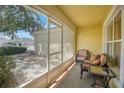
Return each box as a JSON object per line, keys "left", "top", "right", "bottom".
{"left": 0, "top": 55, "right": 16, "bottom": 87}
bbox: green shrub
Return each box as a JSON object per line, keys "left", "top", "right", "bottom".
{"left": 0, "top": 55, "right": 16, "bottom": 87}
{"left": 0, "top": 47, "right": 27, "bottom": 56}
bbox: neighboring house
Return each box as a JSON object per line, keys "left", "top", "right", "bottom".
{"left": 0, "top": 35, "right": 34, "bottom": 50}
{"left": 0, "top": 36, "right": 12, "bottom": 47}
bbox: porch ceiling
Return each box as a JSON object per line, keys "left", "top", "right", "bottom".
{"left": 57, "top": 5, "right": 112, "bottom": 27}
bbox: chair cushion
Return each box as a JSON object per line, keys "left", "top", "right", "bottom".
{"left": 78, "top": 50, "right": 87, "bottom": 57}
{"left": 76, "top": 49, "right": 88, "bottom": 61}
{"left": 100, "top": 54, "right": 106, "bottom": 66}
{"left": 77, "top": 56, "right": 85, "bottom": 60}
{"left": 90, "top": 54, "right": 96, "bottom": 62}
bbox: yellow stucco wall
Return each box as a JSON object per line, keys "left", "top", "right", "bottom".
{"left": 76, "top": 25, "right": 102, "bottom": 54}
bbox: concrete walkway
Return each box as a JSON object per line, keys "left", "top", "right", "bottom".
{"left": 57, "top": 63, "right": 94, "bottom": 88}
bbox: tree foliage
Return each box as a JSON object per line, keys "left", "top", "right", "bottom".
{"left": 0, "top": 5, "right": 42, "bottom": 39}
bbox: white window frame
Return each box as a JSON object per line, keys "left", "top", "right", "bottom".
{"left": 103, "top": 5, "right": 124, "bottom": 87}
{"left": 25, "top": 5, "right": 74, "bottom": 67}
{"left": 63, "top": 26, "right": 74, "bottom": 62}
{"left": 48, "top": 17, "right": 63, "bottom": 70}
{"left": 18, "top": 5, "right": 75, "bottom": 87}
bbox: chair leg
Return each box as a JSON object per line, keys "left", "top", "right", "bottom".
{"left": 80, "top": 63, "right": 84, "bottom": 79}
{"left": 75, "top": 61, "right": 78, "bottom": 65}
{"left": 80, "top": 69, "right": 84, "bottom": 79}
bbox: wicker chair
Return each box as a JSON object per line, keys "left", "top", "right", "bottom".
{"left": 80, "top": 53, "right": 110, "bottom": 79}
{"left": 75, "top": 49, "right": 90, "bottom": 64}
